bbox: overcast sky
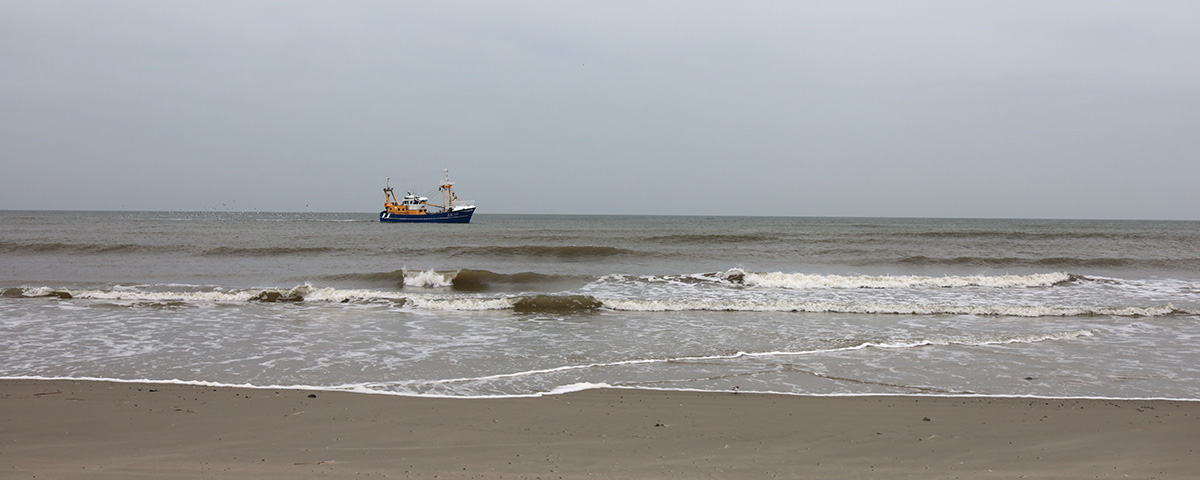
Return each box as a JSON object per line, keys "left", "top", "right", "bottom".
{"left": 2, "top": 1, "right": 1197, "bottom": 219}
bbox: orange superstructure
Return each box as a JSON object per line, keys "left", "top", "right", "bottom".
{"left": 382, "top": 184, "right": 428, "bottom": 215}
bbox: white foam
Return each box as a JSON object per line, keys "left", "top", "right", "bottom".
{"left": 67, "top": 288, "right": 256, "bottom": 302}
{"left": 404, "top": 270, "right": 454, "bottom": 288}
{"left": 7, "top": 376, "right": 1195, "bottom": 402}
{"left": 33, "top": 285, "right": 404, "bottom": 304}
{"left": 20, "top": 287, "right": 60, "bottom": 297}
{"left": 416, "top": 329, "right": 1095, "bottom": 389}
{"left": 836, "top": 329, "right": 1095, "bottom": 351}
{"left": 599, "top": 298, "right": 1183, "bottom": 317}
{"left": 738, "top": 270, "right": 1074, "bottom": 289}
{"left": 548, "top": 382, "right": 613, "bottom": 394}
{"left": 302, "top": 287, "right": 404, "bottom": 303}
{"left": 15, "top": 284, "right": 1192, "bottom": 318}
{"left": 404, "top": 295, "right": 514, "bottom": 311}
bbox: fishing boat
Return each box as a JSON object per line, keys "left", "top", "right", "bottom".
{"left": 380, "top": 169, "right": 476, "bottom": 223}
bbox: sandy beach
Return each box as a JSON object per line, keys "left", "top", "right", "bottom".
{"left": 2, "top": 379, "right": 1196, "bottom": 479}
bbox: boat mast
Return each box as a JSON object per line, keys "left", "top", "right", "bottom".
{"left": 383, "top": 176, "right": 399, "bottom": 206}
{"left": 439, "top": 168, "right": 455, "bottom": 210}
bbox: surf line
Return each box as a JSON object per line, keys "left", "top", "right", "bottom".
{"left": 417, "top": 330, "right": 1095, "bottom": 386}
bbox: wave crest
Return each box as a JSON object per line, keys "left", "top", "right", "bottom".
{"left": 439, "top": 245, "right": 639, "bottom": 259}
{"left": 0, "top": 241, "right": 170, "bottom": 255}
{"left": 317, "top": 268, "right": 584, "bottom": 292}
{"left": 726, "top": 269, "right": 1078, "bottom": 289}
{"left": 203, "top": 246, "right": 338, "bottom": 256}
{"left": 3, "top": 285, "right": 405, "bottom": 305}
{"left": 512, "top": 295, "right": 603, "bottom": 313}
{"left": 643, "top": 233, "right": 777, "bottom": 244}
{"left": 404, "top": 270, "right": 455, "bottom": 288}
{"left": 5, "top": 285, "right": 1193, "bottom": 318}
{"left": 1, "top": 287, "right": 73, "bottom": 299}
{"left": 318, "top": 270, "right": 407, "bottom": 286}
{"left": 601, "top": 298, "right": 1187, "bottom": 317}
{"left": 449, "top": 269, "right": 580, "bottom": 292}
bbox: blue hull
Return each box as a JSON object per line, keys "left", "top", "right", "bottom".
{"left": 379, "top": 208, "right": 475, "bottom": 223}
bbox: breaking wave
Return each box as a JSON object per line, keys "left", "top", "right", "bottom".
{"left": 512, "top": 295, "right": 603, "bottom": 313}
{"left": 402, "top": 268, "right": 576, "bottom": 290}
{"left": 622, "top": 269, "right": 1084, "bottom": 289}
{"left": 449, "top": 269, "right": 584, "bottom": 292}
{"left": 318, "top": 270, "right": 409, "bottom": 287}
{"left": 1, "top": 287, "right": 74, "bottom": 299}
{"left": 314, "top": 269, "right": 585, "bottom": 292}
{"left": 4, "top": 286, "right": 1193, "bottom": 318}
{"left": 315, "top": 268, "right": 1088, "bottom": 292}
{"left": 403, "top": 269, "right": 456, "bottom": 288}
{"left": 0, "top": 285, "right": 404, "bottom": 304}
{"left": 727, "top": 269, "right": 1079, "bottom": 289}
{"left": 599, "top": 298, "right": 1189, "bottom": 317}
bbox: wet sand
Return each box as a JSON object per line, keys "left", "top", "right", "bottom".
{"left": 3, "top": 379, "right": 1197, "bottom": 479}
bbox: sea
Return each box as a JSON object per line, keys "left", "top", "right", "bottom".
{"left": 2, "top": 211, "right": 1199, "bottom": 400}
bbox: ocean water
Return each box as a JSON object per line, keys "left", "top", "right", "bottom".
{"left": 2, "top": 211, "right": 1198, "bottom": 399}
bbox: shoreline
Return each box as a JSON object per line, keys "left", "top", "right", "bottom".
{"left": 4, "top": 379, "right": 1197, "bottom": 479}
{"left": 7, "top": 375, "right": 1200, "bottom": 403}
